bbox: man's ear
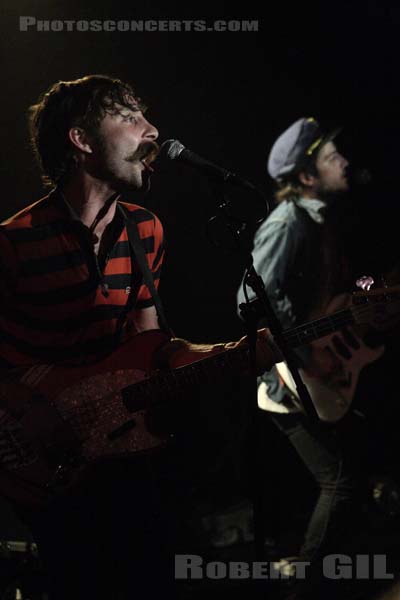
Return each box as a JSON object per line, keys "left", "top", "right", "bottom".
{"left": 298, "top": 170, "right": 316, "bottom": 187}
{"left": 68, "top": 127, "right": 93, "bottom": 154}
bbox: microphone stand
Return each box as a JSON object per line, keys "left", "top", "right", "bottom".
{"left": 207, "top": 179, "right": 319, "bottom": 560}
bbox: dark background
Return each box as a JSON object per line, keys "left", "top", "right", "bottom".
{"left": 1, "top": 0, "right": 400, "bottom": 549}
{"left": 1, "top": 0, "right": 400, "bottom": 341}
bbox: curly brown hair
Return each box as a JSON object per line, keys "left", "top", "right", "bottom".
{"left": 28, "top": 74, "right": 145, "bottom": 187}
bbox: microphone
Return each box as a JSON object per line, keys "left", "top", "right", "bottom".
{"left": 160, "top": 139, "right": 257, "bottom": 192}
{"left": 350, "top": 167, "right": 372, "bottom": 187}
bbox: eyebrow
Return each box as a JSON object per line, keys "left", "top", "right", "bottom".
{"left": 105, "top": 104, "right": 141, "bottom": 120}
{"left": 324, "top": 149, "right": 338, "bottom": 160}
{"left": 119, "top": 105, "right": 140, "bottom": 114}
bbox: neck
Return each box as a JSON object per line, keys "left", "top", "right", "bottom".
{"left": 301, "top": 188, "right": 341, "bottom": 204}
{"left": 301, "top": 187, "right": 319, "bottom": 200}
{"left": 62, "top": 171, "right": 120, "bottom": 231}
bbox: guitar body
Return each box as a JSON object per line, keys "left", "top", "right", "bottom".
{"left": 276, "top": 294, "right": 385, "bottom": 422}
{"left": 0, "top": 286, "right": 397, "bottom": 507}
{"left": 277, "top": 330, "right": 384, "bottom": 422}
{"left": 0, "top": 330, "right": 170, "bottom": 508}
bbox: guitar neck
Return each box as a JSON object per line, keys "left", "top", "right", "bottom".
{"left": 123, "top": 309, "right": 355, "bottom": 411}
{"left": 282, "top": 308, "right": 353, "bottom": 348}
{"left": 121, "top": 304, "right": 362, "bottom": 412}
{"left": 123, "top": 345, "right": 250, "bottom": 412}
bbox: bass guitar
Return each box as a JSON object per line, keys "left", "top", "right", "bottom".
{"left": 0, "top": 286, "right": 398, "bottom": 507}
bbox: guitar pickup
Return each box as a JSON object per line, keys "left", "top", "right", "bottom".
{"left": 107, "top": 419, "right": 136, "bottom": 441}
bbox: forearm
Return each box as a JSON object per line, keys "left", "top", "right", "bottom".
{"left": 154, "top": 338, "right": 234, "bottom": 369}
{"left": 154, "top": 330, "right": 281, "bottom": 373}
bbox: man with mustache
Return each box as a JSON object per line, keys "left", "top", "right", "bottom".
{"left": 0, "top": 75, "right": 278, "bottom": 599}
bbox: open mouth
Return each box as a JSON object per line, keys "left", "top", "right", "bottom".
{"left": 139, "top": 144, "right": 159, "bottom": 172}
{"left": 140, "top": 158, "right": 155, "bottom": 173}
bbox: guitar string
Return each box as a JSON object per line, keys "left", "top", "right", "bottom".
{"left": 57, "top": 347, "right": 249, "bottom": 420}
{"left": 51, "top": 300, "right": 390, "bottom": 420}
{"left": 283, "top": 304, "right": 379, "bottom": 346}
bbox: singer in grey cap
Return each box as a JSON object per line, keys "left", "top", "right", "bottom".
{"left": 237, "top": 117, "right": 370, "bottom": 595}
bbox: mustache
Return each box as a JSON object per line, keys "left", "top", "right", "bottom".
{"left": 126, "top": 142, "right": 160, "bottom": 164}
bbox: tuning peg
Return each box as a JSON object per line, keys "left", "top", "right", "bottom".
{"left": 355, "top": 275, "right": 374, "bottom": 291}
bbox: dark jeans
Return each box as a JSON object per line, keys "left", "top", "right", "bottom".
{"left": 270, "top": 411, "right": 371, "bottom": 562}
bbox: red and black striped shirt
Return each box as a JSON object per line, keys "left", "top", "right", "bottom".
{"left": 0, "top": 192, "right": 164, "bottom": 368}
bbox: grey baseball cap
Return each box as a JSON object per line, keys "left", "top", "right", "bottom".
{"left": 267, "top": 117, "right": 340, "bottom": 180}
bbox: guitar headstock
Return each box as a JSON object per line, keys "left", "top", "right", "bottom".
{"left": 350, "top": 285, "right": 400, "bottom": 330}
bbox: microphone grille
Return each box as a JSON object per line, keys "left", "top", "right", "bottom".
{"left": 354, "top": 168, "right": 372, "bottom": 186}
{"left": 160, "top": 139, "right": 185, "bottom": 161}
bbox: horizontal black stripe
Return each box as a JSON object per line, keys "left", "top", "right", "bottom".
{"left": 20, "top": 249, "right": 85, "bottom": 277}
{"left": 139, "top": 235, "right": 155, "bottom": 254}
{"left": 0, "top": 326, "right": 122, "bottom": 363}
{"left": 112, "top": 236, "right": 155, "bottom": 258}
{"left": 15, "top": 258, "right": 158, "bottom": 304}
{"left": 2, "top": 219, "right": 76, "bottom": 243}
{"left": 2, "top": 204, "right": 155, "bottom": 245}
{"left": 123, "top": 206, "right": 156, "bottom": 225}
{"left": 135, "top": 298, "right": 155, "bottom": 309}
{"left": 103, "top": 273, "right": 133, "bottom": 289}
{"left": 16, "top": 277, "right": 99, "bottom": 306}
{"left": 15, "top": 236, "right": 154, "bottom": 279}
{"left": 112, "top": 240, "right": 130, "bottom": 258}
{"left": 4, "top": 304, "right": 130, "bottom": 333}
{"left": 0, "top": 201, "right": 162, "bottom": 366}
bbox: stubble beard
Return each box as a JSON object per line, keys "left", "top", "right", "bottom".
{"left": 316, "top": 177, "right": 349, "bottom": 202}
{"left": 91, "top": 134, "right": 154, "bottom": 193}
{"left": 92, "top": 147, "right": 147, "bottom": 194}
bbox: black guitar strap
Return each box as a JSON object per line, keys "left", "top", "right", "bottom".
{"left": 119, "top": 204, "right": 171, "bottom": 337}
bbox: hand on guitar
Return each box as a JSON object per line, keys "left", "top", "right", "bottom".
{"left": 226, "top": 328, "right": 282, "bottom": 375}
{"left": 162, "top": 328, "right": 281, "bottom": 375}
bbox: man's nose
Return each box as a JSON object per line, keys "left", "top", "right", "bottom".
{"left": 143, "top": 118, "right": 158, "bottom": 141}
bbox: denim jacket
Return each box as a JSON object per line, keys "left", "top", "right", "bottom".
{"left": 237, "top": 197, "right": 328, "bottom": 404}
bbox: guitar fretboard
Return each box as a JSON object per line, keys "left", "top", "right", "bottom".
{"left": 123, "top": 345, "right": 250, "bottom": 412}
{"left": 122, "top": 308, "right": 356, "bottom": 412}
{"left": 121, "top": 284, "right": 400, "bottom": 412}
{"left": 282, "top": 308, "right": 353, "bottom": 348}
